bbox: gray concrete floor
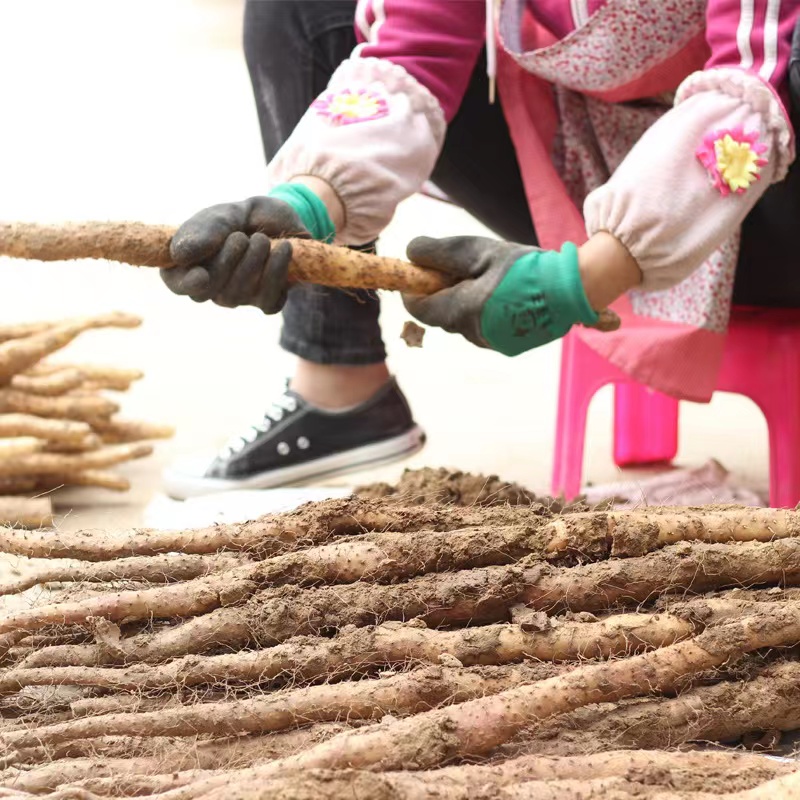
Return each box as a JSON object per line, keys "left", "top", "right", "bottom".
{"left": 0, "top": 0, "right": 771, "bottom": 533}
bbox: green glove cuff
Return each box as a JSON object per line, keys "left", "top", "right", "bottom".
{"left": 481, "top": 242, "right": 599, "bottom": 357}
{"left": 267, "top": 183, "right": 336, "bottom": 243}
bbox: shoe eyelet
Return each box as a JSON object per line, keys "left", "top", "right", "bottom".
{"left": 277, "top": 442, "right": 290, "bottom": 456}
{"left": 297, "top": 436, "right": 310, "bottom": 450}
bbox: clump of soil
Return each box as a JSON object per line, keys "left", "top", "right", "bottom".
{"left": 400, "top": 320, "right": 426, "bottom": 348}
{"left": 356, "top": 466, "right": 557, "bottom": 508}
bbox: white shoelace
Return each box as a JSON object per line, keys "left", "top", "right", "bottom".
{"left": 220, "top": 392, "right": 299, "bottom": 458}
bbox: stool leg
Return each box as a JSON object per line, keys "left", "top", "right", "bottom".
{"left": 613, "top": 383, "right": 679, "bottom": 467}
{"left": 552, "top": 337, "right": 603, "bottom": 500}
{"left": 761, "top": 400, "right": 800, "bottom": 508}
{"left": 552, "top": 390, "right": 592, "bottom": 501}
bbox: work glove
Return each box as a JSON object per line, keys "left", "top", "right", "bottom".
{"left": 403, "top": 236, "right": 598, "bottom": 356}
{"left": 161, "top": 184, "right": 335, "bottom": 313}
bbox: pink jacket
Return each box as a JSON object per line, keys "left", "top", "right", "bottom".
{"left": 355, "top": 0, "right": 796, "bottom": 117}
{"left": 267, "top": 0, "right": 798, "bottom": 304}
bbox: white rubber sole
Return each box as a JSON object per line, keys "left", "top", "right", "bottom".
{"left": 162, "top": 426, "right": 426, "bottom": 500}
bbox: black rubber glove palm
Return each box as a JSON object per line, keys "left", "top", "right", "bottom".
{"left": 403, "top": 236, "right": 533, "bottom": 348}
{"left": 403, "top": 235, "right": 597, "bottom": 356}
{"left": 161, "top": 197, "right": 308, "bottom": 313}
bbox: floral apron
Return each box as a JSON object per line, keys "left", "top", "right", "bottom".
{"left": 496, "top": 0, "right": 738, "bottom": 402}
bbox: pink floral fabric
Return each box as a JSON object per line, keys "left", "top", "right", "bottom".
{"left": 551, "top": 87, "right": 666, "bottom": 207}
{"left": 629, "top": 231, "right": 739, "bottom": 332}
{"left": 504, "top": 0, "right": 742, "bottom": 338}
{"left": 499, "top": 0, "right": 706, "bottom": 94}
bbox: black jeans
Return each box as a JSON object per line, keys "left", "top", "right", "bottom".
{"left": 243, "top": 0, "right": 800, "bottom": 365}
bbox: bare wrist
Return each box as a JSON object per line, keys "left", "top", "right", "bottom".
{"left": 578, "top": 232, "right": 642, "bottom": 310}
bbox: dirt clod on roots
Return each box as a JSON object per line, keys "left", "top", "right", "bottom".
{"left": 0, "top": 467, "right": 799, "bottom": 799}
{"left": 356, "top": 466, "right": 556, "bottom": 508}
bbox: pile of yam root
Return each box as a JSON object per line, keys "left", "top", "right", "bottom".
{"left": 0, "top": 472, "right": 798, "bottom": 799}
{"left": 0, "top": 312, "right": 173, "bottom": 527}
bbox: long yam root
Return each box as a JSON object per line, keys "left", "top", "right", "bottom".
{"left": 0, "top": 438, "right": 42, "bottom": 459}
{"left": 90, "top": 418, "right": 175, "bottom": 443}
{"left": 4, "top": 723, "right": 355, "bottom": 771}
{"left": 735, "top": 773, "right": 800, "bottom": 800}
{"left": 121, "top": 751, "right": 791, "bottom": 800}
{"left": 7, "top": 504, "right": 796, "bottom": 628}
{"left": 0, "top": 664, "right": 555, "bottom": 749}
{"left": 0, "top": 553, "right": 239, "bottom": 597}
{"left": 0, "top": 443, "right": 152, "bottom": 478}
{"left": 520, "top": 538, "right": 800, "bottom": 615}
{"left": 0, "top": 312, "right": 140, "bottom": 384}
{"left": 246, "top": 522, "right": 568, "bottom": 587}
{"left": 0, "top": 221, "right": 452, "bottom": 295}
{"left": 98, "top": 519, "right": 583, "bottom": 605}
{"left": 0, "top": 611, "right": 694, "bottom": 695}
{"left": 416, "top": 750, "right": 791, "bottom": 790}
{"left": 27, "top": 363, "right": 144, "bottom": 391}
{"left": 1, "top": 504, "right": 796, "bottom": 567}
{"left": 0, "top": 519, "right": 567, "bottom": 643}
{"left": 0, "top": 477, "right": 38, "bottom": 495}
{"left": 544, "top": 507, "right": 800, "bottom": 559}
{"left": 0, "top": 389, "right": 118, "bottom": 422}
{"left": 0, "top": 760, "right": 215, "bottom": 795}
{"left": 34, "top": 470, "right": 131, "bottom": 492}
{"left": 212, "top": 770, "right": 800, "bottom": 800}
{"left": 165, "top": 538, "right": 800, "bottom": 652}
{"left": 49, "top": 768, "right": 222, "bottom": 797}
{"left": 0, "top": 632, "right": 30, "bottom": 661}
{"left": 43, "top": 434, "right": 103, "bottom": 454}
{"left": 5, "top": 750, "right": 787, "bottom": 798}
{"left": 0, "top": 322, "right": 52, "bottom": 344}
{"left": 0, "top": 557, "right": 534, "bottom": 654}
{"left": 0, "top": 498, "right": 52, "bottom": 528}
{"left": 66, "top": 693, "right": 213, "bottom": 720}
{"left": 521, "top": 660, "right": 800, "bottom": 756}
{"left": 0, "top": 223, "right": 622, "bottom": 330}
{"left": 10, "top": 368, "right": 85, "bottom": 397}
{"left": 0, "top": 692, "right": 214, "bottom": 737}
{"left": 0, "top": 518, "right": 300, "bottom": 561}
{"left": 0, "top": 566, "right": 256, "bottom": 636}
{"left": 151, "top": 605, "right": 800, "bottom": 796}
{"left": 3, "top": 502, "right": 800, "bottom": 799}
{"left": 19, "top": 538, "right": 800, "bottom": 668}
{"left": 0, "top": 498, "right": 515, "bottom": 561}
{"left": 0, "top": 415, "right": 92, "bottom": 445}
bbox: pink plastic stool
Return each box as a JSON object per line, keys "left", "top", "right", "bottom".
{"left": 551, "top": 308, "right": 800, "bottom": 508}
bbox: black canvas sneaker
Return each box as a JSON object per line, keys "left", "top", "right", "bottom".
{"left": 162, "top": 377, "right": 425, "bottom": 499}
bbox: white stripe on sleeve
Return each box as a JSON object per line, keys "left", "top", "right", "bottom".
{"left": 355, "top": 0, "right": 370, "bottom": 41}
{"left": 353, "top": 0, "right": 387, "bottom": 56}
{"left": 759, "top": 0, "right": 782, "bottom": 81}
{"left": 737, "top": 0, "right": 756, "bottom": 69}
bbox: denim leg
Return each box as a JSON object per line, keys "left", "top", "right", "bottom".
{"left": 430, "top": 50, "right": 538, "bottom": 247}
{"left": 244, "top": 0, "right": 386, "bottom": 364}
